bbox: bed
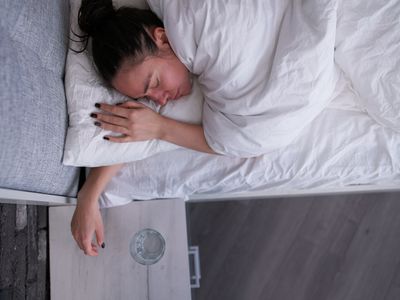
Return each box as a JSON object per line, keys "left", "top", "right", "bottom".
{"left": 1, "top": 0, "right": 399, "bottom": 207}
{"left": 99, "top": 70, "right": 400, "bottom": 208}
{"left": 96, "top": 0, "right": 400, "bottom": 208}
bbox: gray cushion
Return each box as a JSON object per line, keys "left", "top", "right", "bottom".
{"left": 0, "top": 0, "right": 80, "bottom": 197}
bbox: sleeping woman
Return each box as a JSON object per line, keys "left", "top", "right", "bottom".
{"left": 71, "top": 0, "right": 339, "bottom": 256}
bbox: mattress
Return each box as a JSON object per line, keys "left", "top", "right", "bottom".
{"left": 0, "top": 0, "right": 80, "bottom": 197}
{"left": 98, "top": 70, "right": 400, "bottom": 208}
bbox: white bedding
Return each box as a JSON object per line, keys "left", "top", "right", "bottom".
{"left": 59, "top": 0, "right": 399, "bottom": 208}
{"left": 335, "top": 0, "right": 400, "bottom": 132}
{"left": 98, "top": 71, "right": 400, "bottom": 208}
{"left": 147, "top": 0, "right": 340, "bottom": 157}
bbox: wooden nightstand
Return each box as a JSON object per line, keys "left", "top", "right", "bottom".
{"left": 49, "top": 198, "right": 192, "bottom": 300}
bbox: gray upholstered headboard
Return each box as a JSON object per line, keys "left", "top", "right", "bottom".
{"left": 0, "top": 0, "right": 80, "bottom": 197}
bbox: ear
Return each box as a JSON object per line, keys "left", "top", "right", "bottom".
{"left": 151, "top": 27, "right": 170, "bottom": 50}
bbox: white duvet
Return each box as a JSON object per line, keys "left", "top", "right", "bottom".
{"left": 148, "top": 0, "right": 340, "bottom": 157}
{"left": 98, "top": 0, "right": 400, "bottom": 208}
{"left": 99, "top": 71, "right": 400, "bottom": 208}
{"left": 335, "top": 0, "right": 400, "bottom": 132}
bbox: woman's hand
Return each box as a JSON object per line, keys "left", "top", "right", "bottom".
{"left": 91, "top": 101, "right": 216, "bottom": 154}
{"left": 71, "top": 192, "right": 105, "bottom": 256}
{"left": 91, "top": 101, "right": 165, "bottom": 143}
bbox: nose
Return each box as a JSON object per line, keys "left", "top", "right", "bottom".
{"left": 147, "top": 90, "right": 169, "bottom": 106}
{"left": 157, "top": 95, "right": 168, "bottom": 106}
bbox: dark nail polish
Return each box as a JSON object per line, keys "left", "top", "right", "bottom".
{"left": 90, "top": 113, "right": 97, "bottom": 118}
{"left": 94, "top": 121, "right": 101, "bottom": 126}
{"left": 95, "top": 103, "right": 101, "bottom": 108}
{"left": 101, "top": 242, "right": 105, "bottom": 248}
{"left": 116, "top": 102, "right": 122, "bottom": 106}
{"left": 103, "top": 136, "right": 109, "bottom": 140}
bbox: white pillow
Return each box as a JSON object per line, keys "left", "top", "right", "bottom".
{"left": 63, "top": 0, "right": 203, "bottom": 167}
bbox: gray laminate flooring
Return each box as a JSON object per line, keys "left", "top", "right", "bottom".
{"left": 187, "top": 192, "right": 400, "bottom": 300}
{"left": 1, "top": 192, "right": 400, "bottom": 300}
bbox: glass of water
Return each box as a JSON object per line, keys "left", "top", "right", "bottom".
{"left": 129, "top": 228, "right": 166, "bottom": 265}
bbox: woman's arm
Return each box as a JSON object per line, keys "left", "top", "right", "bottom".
{"left": 71, "top": 163, "right": 124, "bottom": 256}
{"left": 93, "top": 102, "right": 217, "bottom": 155}
{"left": 78, "top": 163, "right": 124, "bottom": 202}
{"left": 159, "top": 116, "right": 215, "bottom": 154}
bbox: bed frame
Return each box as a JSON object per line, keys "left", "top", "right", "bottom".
{"left": 1, "top": 184, "right": 399, "bottom": 206}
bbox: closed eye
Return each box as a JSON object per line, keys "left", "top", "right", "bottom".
{"left": 152, "top": 78, "right": 160, "bottom": 89}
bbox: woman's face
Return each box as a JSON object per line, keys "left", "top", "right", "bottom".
{"left": 111, "top": 28, "right": 192, "bottom": 106}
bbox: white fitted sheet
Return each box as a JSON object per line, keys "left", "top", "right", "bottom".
{"left": 99, "top": 72, "right": 400, "bottom": 208}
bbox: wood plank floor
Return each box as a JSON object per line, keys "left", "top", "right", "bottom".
{"left": 1, "top": 192, "right": 400, "bottom": 300}
{"left": 187, "top": 192, "right": 400, "bottom": 300}
{"left": 0, "top": 204, "right": 48, "bottom": 300}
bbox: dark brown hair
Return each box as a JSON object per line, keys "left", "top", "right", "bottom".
{"left": 70, "top": 0, "right": 164, "bottom": 86}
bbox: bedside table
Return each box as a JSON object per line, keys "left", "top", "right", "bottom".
{"left": 49, "top": 198, "right": 192, "bottom": 300}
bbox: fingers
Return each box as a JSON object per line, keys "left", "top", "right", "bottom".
{"left": 95, "top": 121, "right": 129, "bottom": 135}
{"left": 82, "top": 243, "right": 100, "bottom": 256}
{"left": 102, "top": 135, "right": 132, "bottom": 143}
{"left": 90, "top": 243, "right": 99, "bottom": 255}
{"left": 83, "top": 238, "right": 101, "bottom": 256}
{"left": 92, "top": 113, "right": 129, "bottom": 128}
{"left": 95, "top": 103, "right": 130, "bottom": 118}
{"left": 93, "top": 101, "right": 156, "bottom": 143}
{"left": 96, "top": 101, "right": 144, "bottom": 118}
{"left": 83, "top": 239, "right": 94, "bottom": 256}
{"left": 72, "top": 234, "right": 99, "bottom": 256}
{"left": 92, "top": 102, "right": 144, "bottom": 135}
{"left": 116, "top": 101, "right": 145, "bottom": 109}
{"left": 95, "top": 222, "right": 105, "bottom": 248}
{"left": 71, "top": 222, "right": 103, "bottom": 256}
